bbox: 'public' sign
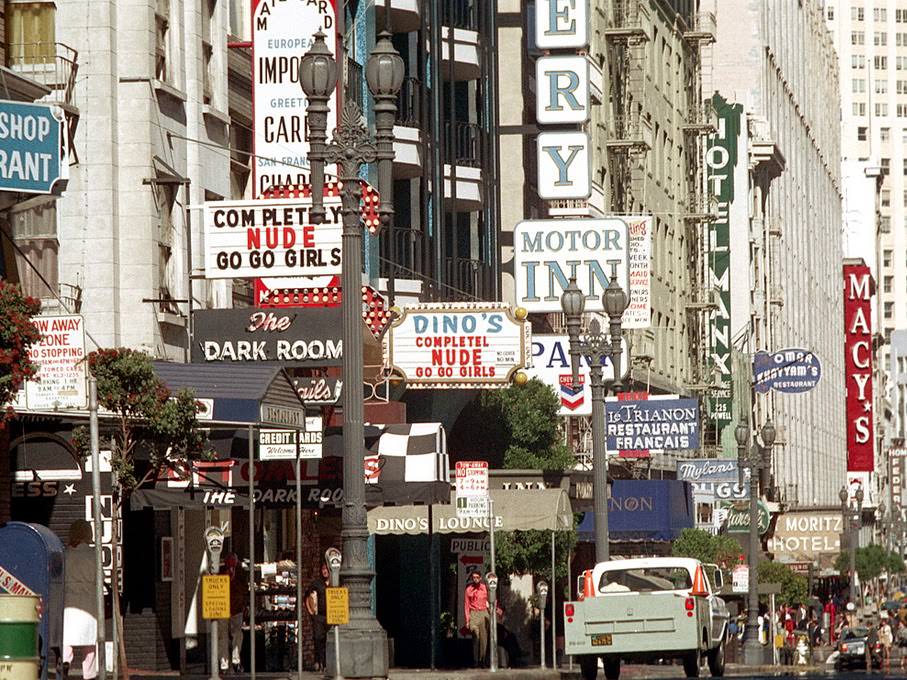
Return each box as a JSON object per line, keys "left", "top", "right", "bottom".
{"left": 0, "top": 100, "right": 67, "bottom": 194}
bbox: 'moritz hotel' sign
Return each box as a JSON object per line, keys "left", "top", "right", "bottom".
{"left": 843, "top": 261, "right": 874, "bottom": 472}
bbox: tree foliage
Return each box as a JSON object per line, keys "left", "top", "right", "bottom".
{"left": 671, "top": 528, "right": 743, "bottom": 570}
{"left": 72, "top": 348, "right": 209, "bottom": 680}
{"left": 478, "top": 378, "right": 575, "bottom": 470}
{"left": 834, "top": 543, "right": 906, "bottom": 582}
{"left": 0, "top": 280, "right": 41, "bottom": 414}
{"left": 758, "top": 561, "right": 808, "bottom": 606}
{"left": 478, "top": 379, "right": 577, "bottom": 589}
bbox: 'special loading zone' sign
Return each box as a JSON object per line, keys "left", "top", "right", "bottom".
{"left": 203, "top": 197, "right": 341, "bottom": 279}
{"left": 386, "top": 303, "right": 531, "bottom": 389}
{"left": 192, "top": 307, "right": 342, "bottom": 366}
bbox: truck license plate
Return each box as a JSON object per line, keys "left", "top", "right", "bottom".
{"left": 590, "top": 634, "right": 612, "bottom": 647}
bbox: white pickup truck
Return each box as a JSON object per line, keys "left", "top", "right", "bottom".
{"left": 563, "top": 557, "right": 729, "bottom": 680}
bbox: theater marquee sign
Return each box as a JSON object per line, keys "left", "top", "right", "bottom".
{"left": 191, "top": 307, "right": 342, "bottom": 366}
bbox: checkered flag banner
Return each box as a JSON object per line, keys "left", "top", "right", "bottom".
{"left": 363, "top": 423, "right": 451, "bottom": 506}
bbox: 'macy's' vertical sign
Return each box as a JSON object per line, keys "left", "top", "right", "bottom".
{"left": 844, "top": 261, "right": 874, "bottom": 472}
{"left": 534, "top": 0, "right": 591, "bottom": 200}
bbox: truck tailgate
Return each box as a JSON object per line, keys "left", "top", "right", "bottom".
{"left": 565, "top": 592, "right": 701, "bottom": 655}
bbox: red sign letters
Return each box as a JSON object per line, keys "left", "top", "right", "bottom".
{"left": 843, "top": 263, "right": 874, "bottom": 472}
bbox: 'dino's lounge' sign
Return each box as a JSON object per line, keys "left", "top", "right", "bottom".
{"left": 191, "top": 307, "right": 342, "bottom": 365}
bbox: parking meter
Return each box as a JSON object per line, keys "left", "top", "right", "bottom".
{"left": 486, "top": 572, "right": 498, "bottom": 603}
{"left": 325, "top": 547, "right": 342, "bottom": 588}
{"left": 204, "top": 526, "right": 225, "bottom": 574}
{"left": 537, "top": 580, "right": 549, "bottom": 669}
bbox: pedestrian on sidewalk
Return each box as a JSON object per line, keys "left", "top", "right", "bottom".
{"left": 62, "top": 520, "right": 99, "bottom": 680}
{"left": 304, "top": 562, "right": 330, "bottom": 672}
{"left": 218, "top": 553, "right": 247, "bottom": 673}
{"left": 464, "top": 571, "right": 490, "bottom": 668}
{"left": 880, "top": 616, "right": 894, "bottom": 667}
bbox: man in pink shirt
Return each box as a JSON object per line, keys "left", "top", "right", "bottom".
{"left": 464, "top": 571, "right": 490, "bottom": 667}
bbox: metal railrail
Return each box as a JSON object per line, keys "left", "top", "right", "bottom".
{"left": 7, "top": 42, "right": 79, "bottom": 108}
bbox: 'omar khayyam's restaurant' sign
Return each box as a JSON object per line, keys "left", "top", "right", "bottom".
{"left": 191, "top": 307, "right": 342, "bottom": 365}
{"left": 385, "top": 303, "right": 531, "bottom": 388}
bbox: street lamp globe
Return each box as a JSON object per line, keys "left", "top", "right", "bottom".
{"left": 602, "top": 277, "right": 628, "bottom": 317}
{"left": 299, "top": 30, "right": 338, "bottom": 98}
{"left": 760, "top": 419, "right": 776, "bottom": 448}
{"left": 734, "top": 419, "right": 750, "bottom": 447}
{"left": 839, "top": 486, "right": 849, "bottom": 505}
{"left": 560, "top": 277, "right": 585, "bottom": 320}
{"left": 366, "top": 31, "right": 405, "bottom": 97}
{"left": 856, "top": 487, "right": 865, "bottom": 504}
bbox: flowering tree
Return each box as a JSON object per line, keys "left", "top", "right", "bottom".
{"left": 0, "top": 280, "right": 42, "bottom": 522}
{"left": 73, "top": 348, "right": 209, "bottom": 679}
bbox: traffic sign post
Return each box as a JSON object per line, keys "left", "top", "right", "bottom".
{"left": 202, "top": 575, "right": 230, "bottom": 619}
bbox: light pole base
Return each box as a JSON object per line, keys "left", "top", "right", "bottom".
{"left": 742, "top": 636, "right": 764, "bottom": 666}
{"left": 326, "top": 625, "right": 388, "bottom": 678}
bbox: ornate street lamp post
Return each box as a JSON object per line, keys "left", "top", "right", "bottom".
{"left": 840, "top": 485, "right": 864, "bottom": 604}
{"left": 560, "top": 265, "right": 629, "bottom": 563}
{"left": 300, "top": 31, "right": 404, "bottom": 679}
{"left": 734, "top": 417, "right": 775, "bottom": 666}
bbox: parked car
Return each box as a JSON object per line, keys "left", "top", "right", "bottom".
{"left": 835, "top": 627, "right": 882, "bottom": 670}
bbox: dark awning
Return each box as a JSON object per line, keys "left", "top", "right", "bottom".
{"left": 578, "top": 480, "right": 694, "bottom": 542}
{"left": 130, "top": 422, "right": 451, "bottom": 510}
{"left": 152, "top": 361, "right": 306, "bottom": 426}
{"left": 367, "top": 488, "right": 573, "bottom": 535}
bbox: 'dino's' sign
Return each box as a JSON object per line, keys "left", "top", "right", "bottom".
{"left": 191, "top": 307, "right": 341, "bottom": 366}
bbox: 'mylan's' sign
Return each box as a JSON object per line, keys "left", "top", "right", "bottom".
{"left": 191, "top": 307, "right": 342, "bottom": 366}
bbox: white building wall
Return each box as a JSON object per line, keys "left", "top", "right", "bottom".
{"left": 715, "top": 0, "right": 847, "bottom": 506}
{"left": 54, "top": 0, "right": 231, "bottom": 360}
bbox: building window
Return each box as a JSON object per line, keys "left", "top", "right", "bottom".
{"left": 899, "top": 9, "right": 907, "bottom": 22}
{"left": 899, "top": 57, "right": 907, "bottom": 70}
{"left": 853, "top": 7, "right": 864, "bottom": 21}
{"left": 883, "top": 189, "right": 891, "bottom": 206}
{"left": 875, "top": 7, "right": 888, "bottom": 22}
{"left": 201, "top": 0, "right": 216, "bottom": 105}
{"left": 828, "top": 5, "right": 835, "bottom": 20}
{"left": 852, "top": 54, "right": 865, "bottom": 69}
{"left": 877, "top": 79, "right": 889, "bottom": 94}
{"left": 898, "top": 32, "right": 907, "bottom": 46}
{"left": 853, "top": 78, "right": 866, "bottom": 93}
{"left": 877, "top": 103, "right": 889, "bottom": 116}
{"left": 882, "top": 127, "right": 891, "bottom": 142}
{"left": 155, "top": 0, "right": 171, "bottom": 83}
{"left": 876, "top": 32, "right": 888, "bottom": 46}
{"left": 886, "top": 302, "right": 894, "bottom": 319}
{"left": 885, "top": 249, "right": 893, "bottom": 267}
{"left": 229, "top": 0, "right": 248, "bottom": 39}
{"left": 876, "top": 56, "right": 888, "bottom": 71}
{"left": 6, "top": 2, "right": 56, "bottom": 65}
{"left": 898, "top": 103, "right": 907, "bottom": 117}
{"left": 885, "top": 276, "right": 894, "bottom": 293}
{"left": 898, "top": 80, "right": 907, "bottom": 94}
{"left": 853, "top": 31, "right": 865, "bottom": 45}
{"left": 858, "top": 126, "right": 868, "bottom": 141}
{"left": 881, "top": 215, "right": 892, "bottom": 232}
{"left": 854, "top": 102, "right": 867, "bottom": 116}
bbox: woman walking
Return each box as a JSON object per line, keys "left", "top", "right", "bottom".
{"left": 63, "top": 520, "right": 99, "bottom": 680}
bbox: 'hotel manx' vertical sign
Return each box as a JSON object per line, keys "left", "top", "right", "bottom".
{"left": 534, "top": 0, "right": 591, "bottom": 200}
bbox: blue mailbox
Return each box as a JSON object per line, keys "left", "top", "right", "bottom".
{"left": 0, "top": 522, "right": 65, "bottom": 680}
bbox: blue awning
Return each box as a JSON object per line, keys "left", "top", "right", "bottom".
{"left": 578, "top": 480, "right": 694, "bottom": 542}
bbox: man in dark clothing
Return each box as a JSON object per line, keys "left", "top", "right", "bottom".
{"left": 305, "top": 563, "right": 330, "bottom": 671}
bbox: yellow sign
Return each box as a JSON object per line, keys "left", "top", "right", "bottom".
{"left": 202, "top": 575, "right": 230, "bottom": 619}
{"left": 326, "top": 587, "right": 349, "bottom": 625}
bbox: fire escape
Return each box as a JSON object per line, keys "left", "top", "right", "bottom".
{"left": 679, "top": 8, "right": 720, "bottom": 456}
{"left": 603, "top": 0, "right": 651, "bottom": 213}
